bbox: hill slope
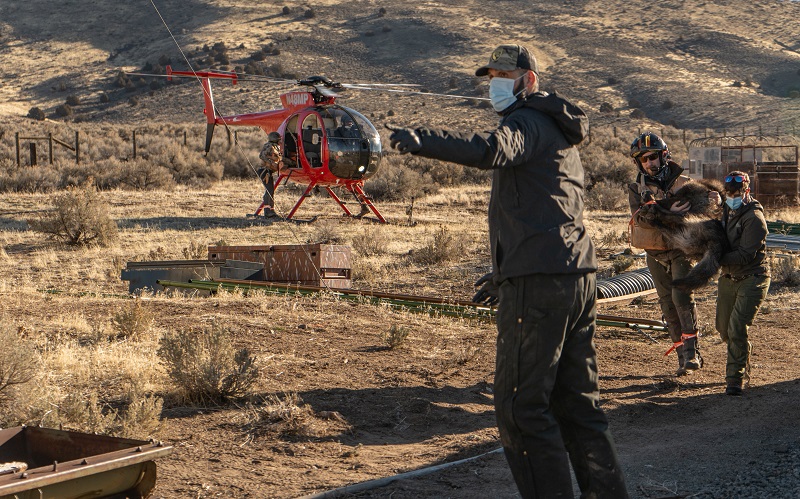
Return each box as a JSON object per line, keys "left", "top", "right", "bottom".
{"left": 2, "top": 0, "right": 800, "bottom": 130}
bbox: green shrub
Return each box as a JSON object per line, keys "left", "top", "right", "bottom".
{"left": 28, "top": 183, "right": 118, "bottom": 246}
{"left": 382, "top": 325, "right": 409, "bottom": 350}
{"left": 158, "top": 323, "right": 259, "bottom": 405}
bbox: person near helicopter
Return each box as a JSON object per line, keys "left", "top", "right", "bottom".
{"left": 254, "top": 131, "right": 283, "bottom": 219}
{"left": 387, "top": 43, "right": 628, "bottom": 498}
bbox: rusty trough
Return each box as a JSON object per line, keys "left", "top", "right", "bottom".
{"left": 0, "top": 426, "right": 172, "bottom": 499}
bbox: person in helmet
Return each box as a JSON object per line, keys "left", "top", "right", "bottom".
{"left": 628, "top": 131, "right": 717, "bottom": 375}
{"left": 254, "top": 131, "right": 283, "bottom": 219}
{"left": 715, "top": 171, "right": 770, "bottom": 395}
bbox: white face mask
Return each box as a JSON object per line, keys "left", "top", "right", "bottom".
{"left": 489, "top": 75, "right": 524, "bottom": 112}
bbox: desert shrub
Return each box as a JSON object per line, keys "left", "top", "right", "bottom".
{"left": 27, "top": 107, "right": 46, "bottom": 121}
{"left": 182, "top": 240, "right": 207, "bottom": 259}
{"left": 378, "top": 7, "right": 387, "bottom": 15}
{"left": 157, "top": 323, "right": 259, "bottom": 405}
{"left": 56, "top": 388, "right": 163, "bottom": 438}
{"left": 112, "top": 300, "right": 155, "bottom": 340}
{"left": 412, "top": 226, "right": 466, "bottom": 265}
{"left": 55, "top": 104, "right": 73, "bottom": 117}
{"left": 630, "top": 108, "right": 646, "bottom": 119}
{"left": 66, "top": 95, "right": 81, "bottom": 106}
{"left": 0, "top": 326, "right": 39, "bottom": 405}
{"left": 351, "top": 227, "right": 389, "bottom": 256}
{"left": 628, "top": 98, "right": 642, "bottom": 108}
{"left": 304, "top": 8, "right": 315, "bottom": 18}
{"left": 99, "top": 93, "right": 110, "bottom": 103}
{"left": 242, "top": 392, "right": 321, "bottom": 438}
{"left": 599, "top": 102, "right": 615, "bottom": 113}
{"left": 28, "top": 183, "right": 118, "bottom": 246}
{"left": 0, "top": 165, "right": 61, "bottom": 192}
{"left": 585, "top": 181, "right": 629, "bottom": 211}
{"left": 612, "top": 255, "right": 635, "bottom": 274}
{"left": 382, "top": 325, "right": 409, "bottom": 350}
{"left": 309, "top": 220, "right": 345, "bottom": 244}
{"left": 118, "top": 158, "right": 175, "bottom": 190}
{"left": 607, "top": 76, "right": 619, "bottom": 85}
{"left": 282, "top": 6, "right": 291, "bottom": 14}
{"left": 661, "top": 99, "right": 674, "bottom": 110}
{"left": 769, "top": 255, "right": 800, "bottom": 286}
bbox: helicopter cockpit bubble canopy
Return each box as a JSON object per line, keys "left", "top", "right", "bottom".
{"left": 321, "top": 106, "right": 382, "bottom": 180}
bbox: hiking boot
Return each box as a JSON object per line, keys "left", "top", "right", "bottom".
{"left": 675, "top": 345, "right": 689, "bottom": 376}
{"left": 681, "top": 333, "right": 703, "bottom": 372}
{"left": 356, "top": 204, "right": 370, "bottom": 218}
{"left": 725, "top": 379, "right": 743, "bottom": 396}
{"left": 263, "top": 208, "right": 280, "bottom": 219}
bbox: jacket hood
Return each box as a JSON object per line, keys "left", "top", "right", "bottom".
{"left": 506, "top": 91, "right": 588, "bottom": 145}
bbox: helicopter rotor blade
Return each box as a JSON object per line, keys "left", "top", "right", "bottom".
{"left": 342, "top": 85, "right": 490, "bottom": 102}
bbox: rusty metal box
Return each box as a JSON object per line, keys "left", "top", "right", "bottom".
{"left": 208, "top": 244, "right": 351, "bottom": 288}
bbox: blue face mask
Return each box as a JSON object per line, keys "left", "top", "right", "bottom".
{"left": 726, "top": 197, "right": 743, "bottom": 210}
{"left": 489, "top": 76, "right": 524, "bottom": 112}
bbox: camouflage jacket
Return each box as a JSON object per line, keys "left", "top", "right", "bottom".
{"left": 720, "top": 199, "right": 769, "bottom": 277}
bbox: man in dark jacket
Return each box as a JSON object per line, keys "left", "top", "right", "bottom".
{"left": 627, "top": 132, "right": 705, "bottom": 375}
{"left": 388, "top": 44, "right": 628, "bottom": 499}
{"left": 715, "top": 171, "right": 770, "bottom": 396}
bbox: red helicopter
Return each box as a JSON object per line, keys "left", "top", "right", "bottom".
{"left": 166, "top": 67, "right": 387, "bottom": 223}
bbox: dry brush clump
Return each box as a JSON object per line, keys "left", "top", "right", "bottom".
{"left": 240, "top": 392, "right": 350, "bottom": 440}
{"left": 111, "top": 300, "right": 155, "bottom": 340}
{"left": 157, "top": 322, "right": 259, "bottom": 405}
{"left": 28, "top": 182, "right": 118, "bottom": 246}
{"left": 769, "top": 254, "right": 800, "bottom": 287}
{"left": 382, "top": 324, "right": 409, "bottom": 350}
{"left": 351, "top": 227, "right": 389, "bottom": 256}
{"left": 0, "top": 326, "right": 39, "bottom": 407}
{"left": 411, "top": 226, "right": 466, "bottom": 265}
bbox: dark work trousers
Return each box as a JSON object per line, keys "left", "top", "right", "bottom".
{"left": 495, "top": 273, "right": 629, "bottom": 499}
{"left": 716, "top": 274, "right": 770, "bottom": 382}
{"left": 258, "top": 168, "right": 276, "bottom": 208}
{"left": 646, "top": 254, "right": 695, "bottom": 341}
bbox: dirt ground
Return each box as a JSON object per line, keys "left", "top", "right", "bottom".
{"left": 2, "top": 182, "right": 799, "bottom": 498}
{"left": 3, "top": 1, "right": 800, "bottom": 497}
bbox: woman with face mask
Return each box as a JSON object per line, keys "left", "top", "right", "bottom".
{"left": 716, "top": 171, "right": 770, "bottom": 396}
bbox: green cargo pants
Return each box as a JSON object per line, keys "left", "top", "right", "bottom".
{"left": 716, "top": 274, "right": 770, "bottom": 383}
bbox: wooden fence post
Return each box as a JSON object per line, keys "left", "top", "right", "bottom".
{"left": 15, "top": 132, "right": 20, "bottom": 167}
{"left": 133, "top": 130, "right": 137, "bottom": 159}
{"left": 48, "top": 133, "right": 54, "bottom": 164}
{"left": 75, "top": 131, "right": 80, "bottom": 164}
{"left": 30, "top": 143, "right": 37, "bottom": 166}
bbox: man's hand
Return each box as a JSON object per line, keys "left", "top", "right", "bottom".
{"left": 708, "top": 191, "right": 722, "bottom": 206}
{"left": 472, "top": 272, "right": 499, "bottom": 306}
{"left": 669, "top": 200, "right": 691, "bottom": 213}
{"left": 385, "top": 124, "right": 422, "bottom": 154}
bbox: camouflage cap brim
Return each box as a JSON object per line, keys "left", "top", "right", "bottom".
{"left": 475, "top": 44, "right": 538, "bottom": 76}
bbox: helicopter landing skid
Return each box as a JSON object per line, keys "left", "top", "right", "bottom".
{"left": 325, "top": 184, "right": 387, "bottom": 223}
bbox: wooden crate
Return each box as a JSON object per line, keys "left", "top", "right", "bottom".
{"left": 208, "top": 244, "right": 351, "bottom": 288}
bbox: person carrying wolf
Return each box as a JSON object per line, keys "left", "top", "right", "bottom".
{"left": 716, "top": 171, "right": 770, "bottom": 396}
{"left": 628, "top": 132, "right": 713, "bottom": 375}
{"left": 388, "top": 43, "right": 629, "bottom": 499}
{"left": 255, "top": 131, "right": 283, "bottom": 219}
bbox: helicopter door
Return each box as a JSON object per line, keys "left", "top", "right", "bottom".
{"left": 283, "top": 115, "right": 300, "bottom": 169}
{"left": 300, "top": 114, "right": 323, "bottom": 168}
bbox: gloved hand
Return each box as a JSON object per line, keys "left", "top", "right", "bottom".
{"left": 472, "top": 272, "right": 499, "bottom": 306}
{"left": 641, "top": 190, "right": 655, "bottom": 203}
{"left": 385, "top": 124, "right": 422, "bottom": 154}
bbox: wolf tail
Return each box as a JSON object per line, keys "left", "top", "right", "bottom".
{"left": 672, "top": 250, "right": 722, "bottom": 291}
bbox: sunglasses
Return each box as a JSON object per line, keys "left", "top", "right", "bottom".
{"left": 725, "top": 174, "right": 747, "bottom": 183}
{"left": 639, "top": 153, "right": 660, "bottom": 163}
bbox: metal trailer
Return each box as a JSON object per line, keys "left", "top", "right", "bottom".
{"left": 0, "top": 426, "right": 172, "bottom": 499}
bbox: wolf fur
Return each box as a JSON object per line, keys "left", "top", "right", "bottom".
{"left": 638, "top": 179, "right": 728, "bottom": 290}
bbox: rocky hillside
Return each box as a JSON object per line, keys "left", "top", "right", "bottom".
{"left": 2, "top": 0, "right": 800, "bottom": 131}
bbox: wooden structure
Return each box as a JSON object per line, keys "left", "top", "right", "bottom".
{"left": 683, "top": 135, "right": 799, "bottom": 206}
